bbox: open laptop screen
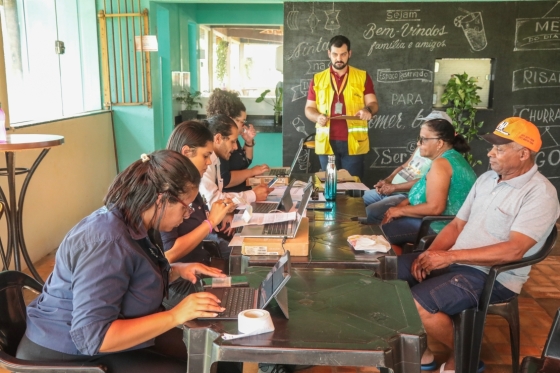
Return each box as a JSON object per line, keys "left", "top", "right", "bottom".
{"left": 258, "top": 252, "right": 291, "bottom": 308}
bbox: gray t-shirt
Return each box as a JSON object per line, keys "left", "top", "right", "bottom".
{"left": 452, "top": 164, "right": 560, "bottom": 293}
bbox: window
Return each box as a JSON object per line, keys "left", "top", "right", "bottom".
{"left": 1, "top": 0, "right": 101, "bottom": 125}
{"left": 199, "top": 26, "right": 283, "bottom": 98}
{"left": 433, "top": 58, "right": 493, "bottom": 109}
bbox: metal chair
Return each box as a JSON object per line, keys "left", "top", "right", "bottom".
{"left": 419, "top": 226, "right": 558, "bottom": 373}
{"left": 520, "top": 307, "right": 560, "bottom": 373}
{"left": 0, "top": 270, "right": 106, "bottom": 372}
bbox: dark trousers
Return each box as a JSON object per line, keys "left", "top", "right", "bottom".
{"left": 318, "top": 140, "right": 365, "bottom": 179}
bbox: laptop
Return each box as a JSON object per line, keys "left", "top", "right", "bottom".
{"left": 239, "top": 182, "right": 313, "bottom": 239}
{"left": 260, "top": 139, "right": 303, "bottom": 177}
{"left": 251, "top": 180, "right": 295, "bottom": 214}
{"left": 202, "top": 251, "right": 291, "bottom": 319}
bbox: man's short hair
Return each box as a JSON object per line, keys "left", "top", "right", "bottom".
{"left": 328, "top": 35, "right": 351, "bottom": 51}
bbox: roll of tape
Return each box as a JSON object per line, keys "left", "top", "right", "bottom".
{"left": 238, "top": 309, "right": 275, "bottom": 334}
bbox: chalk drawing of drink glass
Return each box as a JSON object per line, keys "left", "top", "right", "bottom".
{"left": 454, "top": 11, "right": 487, "bottom": 51}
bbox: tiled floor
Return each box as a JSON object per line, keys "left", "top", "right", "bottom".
{"left": 7, "top": 230, "right": 560, "bottom": 373}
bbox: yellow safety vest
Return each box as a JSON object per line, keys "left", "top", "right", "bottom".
{"left": 313, "top": 67, "right": 369, "bottom": 155}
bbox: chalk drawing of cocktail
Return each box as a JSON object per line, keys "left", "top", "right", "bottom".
{"left": 454, "top": 11, "right": 487, "bottom": 51}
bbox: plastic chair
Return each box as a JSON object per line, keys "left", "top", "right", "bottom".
{"left": 520, "top": 307, "right": 560, "bottom": 373}
{"left": 401, "top": 215, "right": 455, "bottom": 254}
{"left": 449, "top": 225, "right": 558, "bottom": 373}
{"left": 0, "top": 270, "right": 106, "bottom": 372}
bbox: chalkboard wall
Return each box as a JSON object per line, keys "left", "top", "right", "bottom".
{"left": 283, "top": 1, "right": 560, "bottom": 193}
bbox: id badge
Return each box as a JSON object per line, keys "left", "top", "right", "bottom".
{"left": 334, "top": 102, "right": 343, "bottom": 114}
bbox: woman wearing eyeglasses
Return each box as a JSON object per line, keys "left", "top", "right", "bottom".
{"left": 380, "top": 118, "right": 477, "bottom": 252}
{"left": 162, "top": 120, "right": 234, "bottom": 268}
{"left": 16, "top": 150, "right": 227, "bottom": 373}
{"left": 207, "top": 88, "right": 270, "bottom": 192}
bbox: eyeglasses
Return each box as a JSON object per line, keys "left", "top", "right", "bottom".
{"left": 233, "top": 117, "right": 247, "bottom": 125}
{"left": 417, "top": 136, "right": 441, "bottom": 145}
{"left": 174, "top": 198, "right": 195, "bottom": 217}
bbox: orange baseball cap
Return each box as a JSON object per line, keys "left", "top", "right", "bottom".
{"left": 480, "top": 117, "right": 542, "bottom": 152}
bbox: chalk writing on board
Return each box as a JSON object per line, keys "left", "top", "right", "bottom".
{"left": 513, "top": 104, "right": 560, "bottom": 125}
{"left": 370, "top": 145, "right": 415, "bottom": 168}
{"left": 515, "top": 3, "right": 560, "bottom": 51}
{"left": 306, "top": 60, "right": 330, "bottom": 74}
{"left": 377, "top": 68, "right": 433, "bottom": 83}
{"left": 454, "top": 11, "right": 488, "bottom": 51}
{"left": 512, "top": 67, "right": 560, "bottom": 91}
{"left": 391, "top": 94, "right": 424, "bottom": 106}
{"left": 287, "top": 4, "right": 299, "bottom": 31}
{"left": 292, "top": 116, "right": 310, "bottom": 137}
{"left": 286, "top": 37, "right": 329, "bottom": 61}
{"left": 324, "top": 4, "right": 341, "bottom": 33}
{"left": 515, "top": 19, "right": 560, "bottom": 50}
{"left": 290, "top": 79, "right": 311, "bottom": 102}
{"left": 386, "top": 9, "right": 421, "bottom": 22}
{"left": 536, "top": 126, "right": 560, "bottom": 176}
{"left": 363, "top": 23, "right": 448, "bottom": 53}
{"left": 308, "top": 3, "right": 320, "bottom": 33}
{"left": 297, "top": 147, "right": 310, "bottom": 171}
{"left": 369, "top": 113, "right": 405, "bottom": 130}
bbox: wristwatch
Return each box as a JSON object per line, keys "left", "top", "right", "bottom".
{"left": 364, "top": 106, "right": 373, "bottom": 115}
{"left": 244, "top": 140, "right": 255, "bottom": 147}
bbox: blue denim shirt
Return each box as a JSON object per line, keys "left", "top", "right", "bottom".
{"left": 25, "top": 207, "right": 164, "bottom": 356}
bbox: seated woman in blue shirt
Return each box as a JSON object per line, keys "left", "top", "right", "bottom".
{"left": 16, "top": 150, "right": 227, "bottom": 373}
{"left": 206, "top": 88, "right": 270, "bottom": 192}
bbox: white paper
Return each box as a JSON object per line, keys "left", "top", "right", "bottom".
{"left": 228, "top": 234, "right": 244, "bottom": 247}
{"left": 230, "top": 211, "right": 297, "bottom": 228}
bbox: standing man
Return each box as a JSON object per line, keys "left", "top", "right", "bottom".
{"left": 305, "top": 35, "right": 378, "bottom": 179}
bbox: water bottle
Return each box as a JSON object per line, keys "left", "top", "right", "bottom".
{"left": 324, "top": 155, "right": 337, "bottom": 202}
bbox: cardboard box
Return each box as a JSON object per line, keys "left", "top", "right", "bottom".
{"left": 246, "top": 176, "right": 289, "bottom": 187}
{"left": 241, "top": 218, "right": 309, "bottom": 256}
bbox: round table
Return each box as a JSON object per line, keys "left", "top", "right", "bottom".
{"left": 0, "top": 134, "right": 64, "bottom": 283}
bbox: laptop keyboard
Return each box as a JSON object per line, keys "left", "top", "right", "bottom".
{"left": 268, "top": 168, "right": 287, "bottom": 176}
{"left": 220, "top": 287, "right": 255, "bottom": 318}
{"left": 263, "top": 221, "right": 289, "bottom": 235}
{"left": 253, "top": 203, "right": 278, "bottom": 213}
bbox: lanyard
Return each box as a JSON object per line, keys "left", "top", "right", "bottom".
{"left": 330, "top": 71, "right": 348, "bottom": 103}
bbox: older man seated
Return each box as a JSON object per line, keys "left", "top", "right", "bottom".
{"left": 397, "top": 117, "right": 560, "bottom": 373}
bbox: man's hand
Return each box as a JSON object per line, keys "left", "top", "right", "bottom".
{"left": 241, "top": 124, "right": 256, "bottom": 142}
{"left": 373, "top": 179, "right": 387, "bottom": 191}
{"left": 253, "top": 184, "right": 273, "bottom": 201}
{"left": 251, "top": 164, "right": 270, "bottom": 177}
{"left": 411, "top": 258, "right": 428, "bottom": 282}
{"left": 355, "top": 107, "right": 373, "bottom": 121}
{"left": 316, "top": 114, "right": 328, "bottom": 127}
{"left": 378, "top": 183, "right": 396, "bottom": 196}
{"left": 417, "top": 251, "right": 453, "bottom": 275}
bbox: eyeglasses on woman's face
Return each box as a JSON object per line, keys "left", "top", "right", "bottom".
{"left": 417, "top": 136, "right": 441, "bottom": 145}
{"left": 174, "top": 198, "right": 195, "bottom": 218}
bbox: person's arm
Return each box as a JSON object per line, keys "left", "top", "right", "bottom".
{"left": 305, "top": 100, "right": 328, "bottom": 126}
{"left": 376, "top": 151, "right": 418, "bottom": 192}
{"left": 382, "top": 158, "right": 452, "bottom": 221}
{"left": 101, "top": 263, "right": 225, "bottom": 353}
{"left": 226, "top": 166, "right": 269, "bottom": 188}
{"left": 164, "top": 200, "right": 231, "bottom": 263}
{"left": 354, "top": 74, "right": 379, "bottom": 120}
{"left": 241, "top": 124, "right": 257, "bottom": 160}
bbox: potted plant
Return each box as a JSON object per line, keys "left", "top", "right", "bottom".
{"left": 440, "top": 72, "right": 484, "bottom": 167}
{"left": 256, "top": 82, "right": 283, "bottom": 125}
{"left": 175, "top": 90, "right": 202, "bottom": 120}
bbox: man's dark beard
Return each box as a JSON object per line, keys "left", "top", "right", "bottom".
{"left": 332, "top": 61, "right": 348, "bottom": 70}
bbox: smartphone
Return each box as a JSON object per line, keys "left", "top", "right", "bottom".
{"left": 268, "top": 177, "right": 279, "bottom": 187}
{"left": 202, "top": 275, "right": 249, "bottom": 288}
